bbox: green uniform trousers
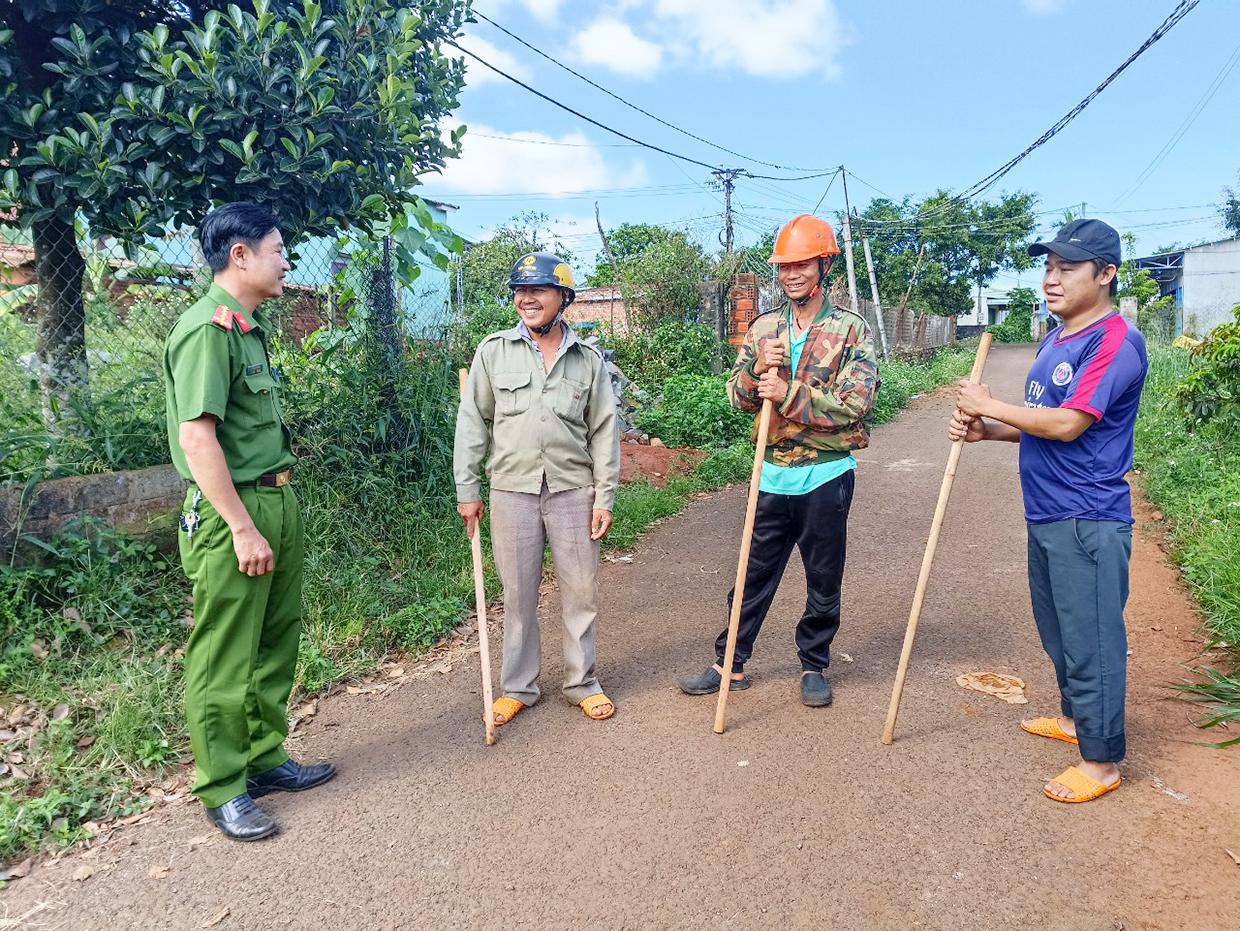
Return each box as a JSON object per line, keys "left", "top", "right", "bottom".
{"left": 178, "top": 484, "right": 304, "bottom": 807}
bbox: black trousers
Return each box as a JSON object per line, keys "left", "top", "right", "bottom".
{"left": 714, "top": 470, "right": 854, "bottom": 673}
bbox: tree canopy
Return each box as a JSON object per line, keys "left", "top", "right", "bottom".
{"left": 837, "top": 191, "right": 1037, "bottom": 316}
{"left": 0, "top": 0, "right": 469, "bottom": 426}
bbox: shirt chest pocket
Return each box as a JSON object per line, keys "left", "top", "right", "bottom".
{"left": 552, "top": 376, "right": 590, "bottom": 422}
{"left": 494, "top": 371, "right": 533, "bottom": 416}
{"left": 241, "top": 369, "right": 279, "bottom": 426}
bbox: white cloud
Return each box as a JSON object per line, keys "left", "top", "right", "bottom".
{"left": 1022, "top": 0, "right": 1066, "bottom": 12}
{"left": 430, "top": 124, "right": 648, "bottom": 196}
{"left": 452, "top": 34, "right": 529, "bottom": 88}
{"left": 571, "top": 18, "right": 664, "bottom": 77}
{"left": 488, "top": 0, "right": 564, "bottom": 22}
{"left": 652, "top": 0, "right": 850, "bottom": 79}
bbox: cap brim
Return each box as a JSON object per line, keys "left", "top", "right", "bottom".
{"left": 1027, "top": 241, "right": 1096, "bottom": 262}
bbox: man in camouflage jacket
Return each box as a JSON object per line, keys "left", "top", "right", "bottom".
{"left": 678, "top": 214, "right": 879, "bottom": 708}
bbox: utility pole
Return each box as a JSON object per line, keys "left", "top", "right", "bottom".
{"left": 861, "top": 233, "right": 890, "bottom": 358}
{"left": 839, "top": 169, "right": 861, "bottom": 315}
{"left": 713, "top": 168, "right": 743, "bottom": 259}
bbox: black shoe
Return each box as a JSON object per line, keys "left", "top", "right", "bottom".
{"left": 801, "top": 671, "right": 833, "bottom": 707}
{"left": 677, "top": 666, "right": 752, "bottom": 695}
{"left": 246, "top": 759, "right": 337, "bottom": 798}
{"left": 204, "top": 793, "right": 278, "bottom": 842}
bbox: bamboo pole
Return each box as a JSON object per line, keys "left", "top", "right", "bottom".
{"left": 459, "top": 368, "right": 497, "bottom": 746}
{"left": 881, "top": 334, "right": 994, "bottom": 745}
{"left": 713, "top": 398, "right": 774, "bottom": 734}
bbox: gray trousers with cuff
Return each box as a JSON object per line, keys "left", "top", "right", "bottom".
{"left": 489, "top": 480, "right": 602, "bottom": 706}
{"left": 1027, "top": 517, "right": 1132, "bottom": 763}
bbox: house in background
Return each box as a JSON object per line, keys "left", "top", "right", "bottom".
{"left": 955, "top": 284, "right": 1015, "bottom": 338}
{"left": 568, "top": 286, "right": 629, "bottom": 333}
{"left": 1132, "top": 236, "right": 1240, "bottom": 335}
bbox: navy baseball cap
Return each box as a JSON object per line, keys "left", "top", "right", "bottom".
{"left": 1027, "top": 218, "right": 1121, "bottom": 266}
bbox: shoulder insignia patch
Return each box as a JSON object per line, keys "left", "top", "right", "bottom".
{"left": 210, "top": 305, "right": 234, "bottom": 330}
{"left": 232, "top": 309, "right": 252, "bottom": 334}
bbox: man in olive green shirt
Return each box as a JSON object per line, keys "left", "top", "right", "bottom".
{"left": 164, "top": 202, "right": 334, "bottom": 842}
{"left": 454, "top": 252, "right": 620, "bottom": 727}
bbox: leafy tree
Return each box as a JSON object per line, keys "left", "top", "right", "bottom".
{"left": 587, "top": 223, "right": 672, "bottom": 287}
{"left": 987, "top": 285, "right": 1036, "bottom": 343}
{"left": 616, "top": 230, "right": 710, "bottom": 329}
{"left": 847, "top": 191, "right": 1037, "bottom": 317}
{"left": 1116, "top": 232, "right": 1176, "bottom": 340}
{"left": 0, "top": 0, "right": 468, "bottom": 429}
{"left": 1221, "top": 172, "right": 1240, "bottom": 237}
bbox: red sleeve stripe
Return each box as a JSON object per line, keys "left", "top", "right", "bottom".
{"left": 1063, "top": 315, "right": 1126, "bottom": 419}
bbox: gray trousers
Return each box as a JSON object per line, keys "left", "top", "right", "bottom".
{"left": 489, "top": 481, "right": 602, "bottom": 705}
{"left": 1027, "top": 518, "right": 1132, "bottom": 763}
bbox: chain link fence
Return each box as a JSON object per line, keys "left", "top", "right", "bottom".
{"left": 0, "top": 226, "right": 463, "bottom": 487}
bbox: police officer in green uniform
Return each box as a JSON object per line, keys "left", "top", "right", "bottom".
{"left": 164, "top": 202, "right": 335, "bottom": 841}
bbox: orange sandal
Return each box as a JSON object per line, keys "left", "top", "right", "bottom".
{"left": 578, "top": 693, "right": 615, "bottom": 721}
{"left": 489, "top": 697, "right": 525, "bottom": 727}
{"left": 1021, "top": 716, "right": 1079, "bottom": 745}
{"left": 1043, "top": 766, "right": 1121, "bottom": 803}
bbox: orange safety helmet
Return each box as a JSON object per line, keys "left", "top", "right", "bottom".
{"left": 767, "top": 214, "right": 841, "bottom": 264}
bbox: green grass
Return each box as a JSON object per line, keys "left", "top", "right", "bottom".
{"left": 0, "top": 342, "right": 969, "bottom": 867}
{"left": 1133, "top": 346, "right": 1240, "bottom": 742}
{"left": 872, "top": 342, "right": 978, "bottom": 425}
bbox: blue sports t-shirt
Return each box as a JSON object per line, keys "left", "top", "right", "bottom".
{"left": 1018, "top": 311, "right": 1147, "bottom": 525}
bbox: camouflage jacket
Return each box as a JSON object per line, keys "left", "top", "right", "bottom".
{"left": 727, "top": 302, "right": 880, "bottom": 467}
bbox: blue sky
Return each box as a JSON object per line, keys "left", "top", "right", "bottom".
{"left": 420, "top": 0, "right": 1240, "bottom": 284}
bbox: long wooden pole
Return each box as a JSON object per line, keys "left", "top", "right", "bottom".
{"left": 459, "top": 368, "right": 497, "bottom": 746}
{"left": 713, "top": 398, "right": 774, "bottom": 734}
{"left": 881, "top": 334, "right": 993, "bottom": 746}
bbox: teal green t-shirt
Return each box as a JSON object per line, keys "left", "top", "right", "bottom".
{"left": 758, "top": 312, "right": 856, "bottom": 496}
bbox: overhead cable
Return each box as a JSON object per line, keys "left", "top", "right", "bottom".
{"left": 471, "top": 9, "right": 833, "bottom": 174}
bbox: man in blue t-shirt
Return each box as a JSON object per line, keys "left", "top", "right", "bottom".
{"left": 952, "top": 218, "right": 1147, "bottom": 804}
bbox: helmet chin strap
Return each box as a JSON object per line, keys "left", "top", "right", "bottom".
{"left": 531, "top": 310, "right": 564, "bottom": 336}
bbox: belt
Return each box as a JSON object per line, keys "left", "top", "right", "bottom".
{"left": 251, "top": 469, "right": 293, "bottom": 488}
{"left": 188, "top": 469, "right": 293, "bottom": 490}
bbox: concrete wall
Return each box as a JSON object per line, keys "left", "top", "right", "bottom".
{"left": 1183, "top": 240, "right": 1240, "bottom": 334}
{"left": 1, "top": 465, "right": 186, "bottom": 561}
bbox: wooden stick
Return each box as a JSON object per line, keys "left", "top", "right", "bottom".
{"left": 459, "top": 368, "right": 497, "bottom": 746}
{"left": 713, "top": 398, "right": 774, "bottom": 735}
{"left": 881, "top": 334, "right": 993, "bottom": 745}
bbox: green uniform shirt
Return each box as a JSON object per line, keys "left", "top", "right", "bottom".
{"left": 454, "top": 324, "right": 621, "bottom": 510}
{"left": 164, "top": 282, "right": 296, "bottom": 483}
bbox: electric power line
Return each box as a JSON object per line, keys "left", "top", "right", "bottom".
{"left": 470, "top": 9, "right": 833, "bottom": 175}
{"left": 1111, "top": 36, "right": 1240, "bottom": 204}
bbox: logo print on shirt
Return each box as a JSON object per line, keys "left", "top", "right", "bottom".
{"left": 1052, "top": 361, "right": 1074, "bottom": 387}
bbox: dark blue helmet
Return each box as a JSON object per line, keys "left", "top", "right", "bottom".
{"left": 507, "top": 252, "right": 576, "bottom": 306}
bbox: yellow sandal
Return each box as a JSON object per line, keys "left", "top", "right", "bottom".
{"left": 1043, "top": 766, "right": 1121, "bottom": 803}
{"left": 578, "top": 693, "right": 615, "bottom": 721}
{"left": 1020, "top": 716, "right": 1079, "bottom": 746}
{"left": 489, "top": 696, "right": 525, "bottom": 727}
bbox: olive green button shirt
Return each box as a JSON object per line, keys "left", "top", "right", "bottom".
{"left": 164, "top": 282, "right": 297, "bottom": 483}
{"left": 454, "top": 325, "right": 620, "bottom": 510}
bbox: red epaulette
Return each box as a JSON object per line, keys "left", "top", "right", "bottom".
{"left": 210, "top": 305, "right": 234, "bottom": 330}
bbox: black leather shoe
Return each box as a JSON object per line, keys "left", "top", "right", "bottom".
{"left": 204, "top": 793, "right": 278, "bottom": 842}
{"left": 801, "top": 671, "right": 833, "bottom": 707}
{"left": 246, "top": 758, "right": 337, "bottom": 798}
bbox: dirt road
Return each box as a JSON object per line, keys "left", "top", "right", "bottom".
{"left": 4, "top": 344, "right": 1237, "bottom": 930}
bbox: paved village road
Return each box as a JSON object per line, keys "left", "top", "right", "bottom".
{"left": 4, "top": 344, "right": 1238, "bottom": 931}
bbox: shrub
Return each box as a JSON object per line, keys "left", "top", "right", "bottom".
{"left": 1173, "top": 304, "right": 1240, "bottom": 432}
{"left": 634, "top": 374, "right": 752, "bottom": 448}
{"left": 987, "top": 287, "right": 1036, "bottom": 344}
{"left": 605, "top": 320, "right": 729, "bottom": 395}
